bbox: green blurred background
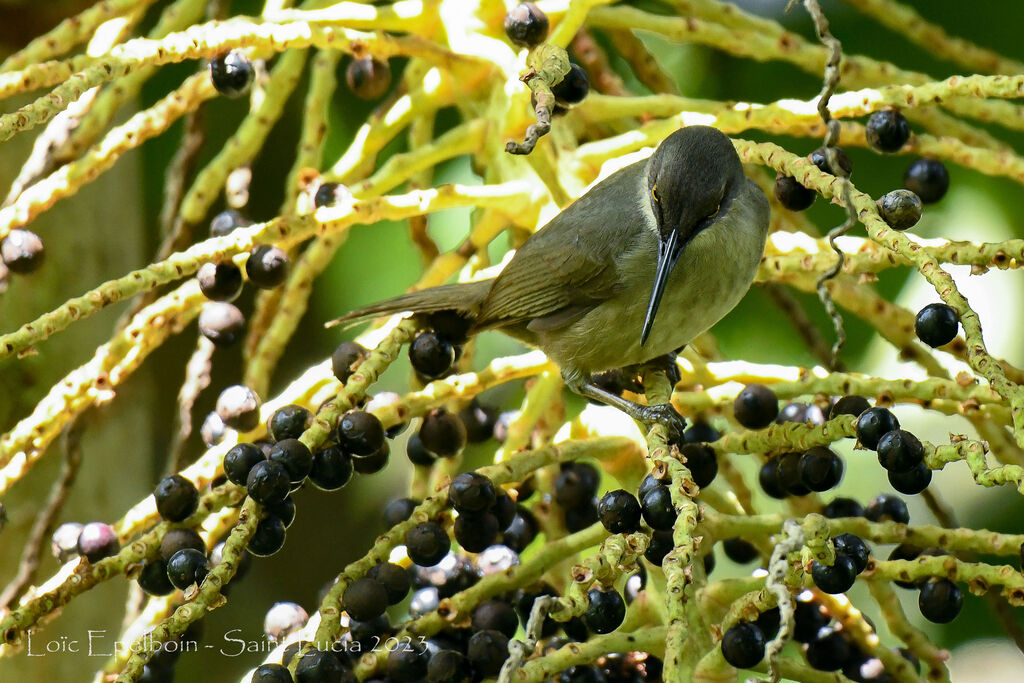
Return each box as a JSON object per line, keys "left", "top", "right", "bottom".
{"left": 1, "top": 0, "right": 1022, "bottom": 680}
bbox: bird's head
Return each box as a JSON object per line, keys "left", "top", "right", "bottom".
{"left": 641, "top": 125, "right": 745, "bottom": 345}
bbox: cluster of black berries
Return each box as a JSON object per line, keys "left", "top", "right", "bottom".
{"left": 856, "top": 407, "right": 932, "bottom": 495}
{"left": 554, "top": 461, "right": 602, "bottom": 532}
{"left": 196, "top": 209, "right": 292, "bottom": 348}
{"left": 408, "top": 312, "right": 475, "bottom": 382}
{"left": 759, "top": 446, "right": 844, "bottom": 498}
{"left": 772, "top": 145, "right": 853, "bottom": 213}
{"left": 888, "top": 544, "right": 964, "bottom": 623}
{"left": 504, "top": 2, "right": 589, "bottom": 114}
{"left": 449, "top": 472, "right": 518, "bottom": 552}
{"left": 810, "top": 533, "right": 871, "bottom": 594}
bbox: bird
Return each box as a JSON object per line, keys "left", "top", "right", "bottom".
{"left": 329, "top": 125, "right": 770, "bottom": 438}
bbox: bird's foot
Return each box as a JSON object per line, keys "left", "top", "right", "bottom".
{"left": 637, "top": 402, "right": 687, "bottom": 444}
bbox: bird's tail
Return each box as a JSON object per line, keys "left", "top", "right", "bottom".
{"left": 325, "top": 280, "right": 494, "bottom": 328}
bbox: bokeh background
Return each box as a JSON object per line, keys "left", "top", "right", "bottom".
{"left": 1, "top": 0, "right": 1022, "bottom": 680}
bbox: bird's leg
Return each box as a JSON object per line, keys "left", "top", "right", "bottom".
{"left": 564, "top": 363, "right": 687, "bottom": 442}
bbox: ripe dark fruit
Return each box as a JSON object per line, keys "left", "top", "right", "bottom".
{"left": 343, "top": 577, "right": 389, "bottom": 621}
{"left": 405, "top": 521, "right": 450, "bottom": 567}
{"left": 876, "top": 429, "right": 924, "bottom": 472}
{"left": 419, "top": 408, "right": 467, "bottom": 457}
{"left": 199, "top": 302, "right": 245, "bottom": 346}
{"left": 428, "top": 649, "right": 470, "bottom": 683}
{"left": 829, "top": 395, "right": 870, "bottom": 420}
{"left": 331, "top": 341, "right": 368, "bottom": 384}
{"left": 246, "top": 244, "right": 291, "bottom": 289}
{"left": 472, "top": 600, "right": 519, "bottom": 638}
{"left": 877, "top": 189, "right": 923, "bottom": 231}
{"left": 644, "top": 529, "right": 674, "bottom": 566}
{"left": 755, "top": 607, "right": 781, "bottom": 641}
{"left": 154, "top": 474, "right": 199, "bottom": 522}
{"left": 811, "top": 554, "right": 857, "bottom": 593}
{"left": 210, "top": 209, "right": 251, "bottom": 236}
{"left": 252, "top": 663, "right": 293, "bottom": 683}
{"left": 805, "top": 630, "right": 850, "bottom": 672}
{"left": 564, "top": 499, "right": 599, "bottom": 533}
{"left": 166, "top": 548, "right": 209, "bottom": 589}
{"left": 159, "top": 528, "right": 204, "bottom": 562}
{"left": 856, "top": 407, "right": 900, "bottom": 450}
{"left": 406, "top": 433, "right": 436, "bottom": 466}
{"left": 640, "top": 485, "right": 676, "bottom": 530}
{"left": 266, "top": 497, "right": 296, "bottom": 528}
{"left": 720, "top": 621, "right": 765, "bottom": 669}
{"left": 314, "top": 182, "right": 347, "bottom": 208}
{"left": 759, "top": 460, "right": 787, "bottom": 499}
{"left": 733, "top": 384, "right": 779, "bottom": 428}
{"left": 197, "top": 261, "right": 243, "bottom": 302}
{"left": 722, "top": 538, "right": 759, "bottom": 564}
{"left": 336, "top": 410, "right": 385, "bottom": 456}
{"left": 409, "top": 331, "right": 456, "bottom": 379}
{"left": 904, "top": 158, "right": 950, "bottom": 204}
{"left": 382, "top": 498, "right": 419, "bottom": 527}
{"left": 1, "top": 229, "right": 44, "bottom": 273}
{"left": 460, "top": 400, "right": 499, "bottom": 443}
{"left": 504, "top": 2, "right": 549, "bottom": 47}
{"left": 351, "top": 442, "right": 389, "bottom": 474}
{"left": 683, "top": 421, "right": 720, "bottom": 443}
{"left": 295, "top": 649, "right": 344, "bottom": 683}
{"left": 555, "top": 462, "right": 600, "bottom": 508}
{"left": 454, "top": 511, "right": 500, "bottom": 552}
{"left": 889, "top": 461, "right": 932, "bottom": 495}
{"left": 822, "top": 497, "right": 865, "bottom": 519}
{"left": 467, "top": 629, "right": 509, "bottom": 677}
{"left": 833, "top": 533, "right": 870, "bottom": 574}
{"left": 449, "top": 472, "right": 497, "bottom": 513}
{"left": 224, "top": 443, "right": 265, "bottom": 485}
{"left": 492, "top": 492, "right": 516, "bottom": 530}
{"left": 368, "top": 562, "right": 411, "bottom": 605}
{"left": 776, "top": 452, "right": 811, "bottom": 496}
{"left": 680, "top": 443, "right": 718, "bottom": 488}
{"left": 388, "top": 641, "right": 428, "bottom": 682}
{"left": 865, "top": 494, "right": 910, "bottom": 524}
{"left": 138, "top": 560, "right": 175, "bottom": 596}
{"left": 268, "top": 438, "right": 313, "bottom": 483}
{"left": 210, "top": 51, "right": 253, "bottom": 97}
{"left": 246, "top": 460, "right": 291, "bottom": 505}
{"left": 346, "top": 57, "right": 391, "bottom": 100}
{"left": 866, "top": 110, "right": 910, "bottom": 153}
{"left": 773, "top": 174, "right": 815, "bottom": 211}
{"left": 889, "top": 544, "right": 924, "bottom": 589}
{"left": 216, "top": 384, "right": 261, "bottom": 431}
{"left": 919, "top": 578, "right": 963, "bottom": 623}
{"left": 793, "top": 600, "right": 829, "bottom": 643}
{"left": 269, "top": 405, "right": 311, "bottom": 442}
{"left": 552, "top": 63, "right": 589, "bottom": 106}
{"left": 598, "top": 490, "right": 642, "bottom": 534}
{"left": 77, "top": 522, "right": 119, "bottom": 562}
{"left": 584, "top": 588, "right": 625, "bottom": 634}
{"left": 810, "top": 146, "right": 853, "bottom": 176}
{"left": 248, "top": 516, "right": 287, "bottom": 556}
{"left": 915, "top": 303, "right": 959, "bottom": 347}
{"left": 502, "top": 508, "right": 538, "bottom": 552}
{"left": 309, "top": 445, "right": 353, "bottom": 491}
{"left": 798, "top": 447, "right": 844, "bottom": 492}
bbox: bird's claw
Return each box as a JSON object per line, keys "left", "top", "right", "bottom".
{"left": 641, "top": 403, "right": 687, "bottom": 443}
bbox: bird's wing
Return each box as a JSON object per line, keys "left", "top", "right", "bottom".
{"left": 474, "top": 160, "right": 647, "bottom": 331}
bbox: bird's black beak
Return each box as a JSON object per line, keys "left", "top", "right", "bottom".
{"left": 641, "top": 228, "right": 686, "bottom": 346}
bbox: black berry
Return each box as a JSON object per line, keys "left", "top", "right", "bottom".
{"left": 210, "top": 51, "right": 253, "bottom": 97}
{"left": 810, "top": 146, "right": 852, "bottom": 176}
{"left": 876, "top": 429, "right": 924, "bottom": 472}
{"left": 720, "top": 621, "right": 765, "bottom": 669}
{"left": 565, "top": 499, "right": 599, "bottom": 533}
{"left": 829, "top": 395, "right": 870, "bottom": 420}
{"left": 266, "top": 496, "right": 296, "bottom": 528}
{"left": 733, "top": 384, "right": 779, "bottom": 428}
{"left": 252, "top": 664, "right": 293, "bottom": 683}
{"left": 865, "top": 494, "right": 910, "bottom": 524}
{"left": 904, "top": 158, "right": 949, "bottom": 204}
{"left": 295, "top": 649, "right": 345, "bottom": 683}
{"left": 331, "top": 341, "right": 368, "bottom": 384}
{"left": 166, "top": 548, "right": 209, "bottom": 589}
{"left": 793, "top": 600, "right": 829, "bottom": 643}
{"left": 314, "top": 182, "right": 347, "bottom": 208}
{"left": 833, "top": 533, "right": 870, "bottom": 574}
{"left": 77, "top": 522, "right": 119, "bottom": 562}
{"left": 1, "top": 229, "right": 44, "bottom": 273}
{"left": 199, "top": 302, "right": 245, "bottom": 346}
{"left": 346, "top": 57, "right": 391, "bottom": 100}
{"left": 805, "top": 630, "right": 850, "bottom": 671}
{"left": 775, "top": 452, "right": 811, "bottom": 496}
{"left": 419, "top": 408, "right": 467, "bottom": 457}
{"left": 343, "top": 577, "right": 389, "bottom": 621}
{"left": 811, "top": 554, "right": 857, "bottom": 593}
{"left": 154, "top": 474, "right": 199, "bottom": 522}
{"left": 755, "top": 607, "right": 781, "bottom": 641}
{"left": 454, "top": 511, "right": 500, "bottom": 552}
{"left": 822, "top": 497, "right": 864, "bottom": 519}
{"left": 405, "top": 521, "right": 450, "bottom": 566}
{"left": 197, "top": 261, "right": 243, "bottom": 302}
{"left": 915, "top": 303, "right": 959, "bottom": 347}
{"left": 799, "top": 447, "right": 844, "bottom": 492}
{"left": 722, "top": 537, "right": 759, "bottom": 564}
{"left": 449, "top": 472, "right": 497, "bottom": 513}
{"left": 856, "top": 407, "right": 900, "bottom": 450}
{"left": 382, "top": 498, "right": 419, "bottom": 527}
{"left": 351, "top": 442, "right": 389, "bottom": 474}
{"left": 584, "top": 588, "right": 625, "bottom": 634}
{"left": 224, "top": 443, "right": 265, "bottom": 486}
{"left": 388, "top": 641, "right": 429, "bottom": 682}
{"left": 410, "top": 331, "right": 456, "bottom": 379}
{"left": 501, "top": 508, "right": 538, "bottom": 552}
{"left": 877, "top": 189, "right": 922, "bottom": 230}
{"left": 472, "top": 600, "right": 519, "bottom": 638}
{"left": 336, "top": 410, "right": 385, "bottom": 456}
{"left": 368, "top": 562, "right": 411, "bottom": 605}
{"left": 640, "top": 484, "right": 675, "bottom": 531}
{"left": 759, "top": 459, "right": 787, "bottom": 499}
{"left": 866, "top": 110, "right": 910, "bottom": 153}
{"left": 679, "top": 442, "right": 718, "bottom": 488}
{"left": 504, "top": 2, "right": 549, "bottom": 47}
{"left": 310, "top": 445, "right": 354, "bottom": 491}
{"left": 683, "top": 421, "right": 720, "bottom": 443}
{"left": 918, "top": 578, "right": 962, "bottom": 623}
{"left": 552, "top": 63, "right": 589, "bottom": 106}
{"left": 460, "top": 400, "right": 499, "bottom": 443}
{"left": 269, "top": 405, "right": 311, "bottom": 442}
{"left": 427, "top": 650, "right": 470, "bottom": 683}
{"left": 268, "top": 438, "right": 313, "bottom": 483}
{"left": 555, "top": 462, "right": 601, "bottom": 508}
{"left": 466, "top": 629, "right": 508, "bottom": 677}
{"left": 138, "top": 560, "right": 175, "bottom": 596}
{"left": 246, "top": 245, "right": 291, "bottom": 289}
{"left": 773, "top": 174, "right": 815, "bottom": 211}
{"left": 210, "top": 209, "right": 251, "bottom": 236}
{"left": 644, "top": 529, "right": 674, "bottom": 566}
{"left": 248, "top": 515, "right": 287, "bottom": 556}
{"left": 246, "top": 460, "right": 291, "bottom": 505}
{"left": 889, "top": 461, "right": 932, "bottom": 495}
{"left": 598, "top": 489, "right": 642, "bottom": 534}
{"left": 216, "top": 384, "right": 261, "bottom": 431}
{"left": 159, "top": 528, "right": 204, "bottom": 563}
